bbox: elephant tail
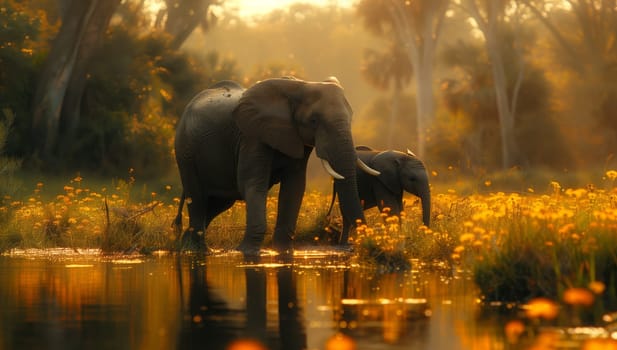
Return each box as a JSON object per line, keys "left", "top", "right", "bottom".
{"left": 172, "top": 191, "right": 185, "bottom": 237}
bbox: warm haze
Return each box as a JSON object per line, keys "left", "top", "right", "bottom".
{"left": 228, "top": 0, "right": 356, "bottom": 17}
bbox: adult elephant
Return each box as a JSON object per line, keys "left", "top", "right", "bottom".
{"left": 174, "top": 78, "right": 378, "bottom": 255}
{"left": 330, "top": 146, "right": 431, "bottom": 244}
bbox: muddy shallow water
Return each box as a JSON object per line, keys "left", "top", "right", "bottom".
{"left": 0, "top": 248, "right": 511, "bottom": 350}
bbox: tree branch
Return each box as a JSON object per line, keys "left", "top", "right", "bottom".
{"left": 520, "top": 0, "right": 584, "bottom": 73}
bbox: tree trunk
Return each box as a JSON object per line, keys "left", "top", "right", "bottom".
{"left": 59, "top": 0, "right": 121, "bottom": 157}
{"left": 485, "top": 32, "right": 513, "bottom": 168}
{"left": 386, "top": 0, "right": 445, "bottom": 158}
{"left": 31, "top": 0, "right": 99, "bottom": 160}
{"left": 465, "top": 0, "right": 523, "bottom": 169}
{"left": 414, "top": 63, "right": 435, "bottom": 158}
{"left": 387, "top": 82, "right": 400, "bottom": 148}
{"left": 164, "top": 0, "right": 213, "bottom": 49}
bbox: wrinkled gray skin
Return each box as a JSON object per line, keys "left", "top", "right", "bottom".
{"left": 174, "top": 78, "right": 366, "bottom": 255}
{"left": 332, "top": 146, "right": 431, "bottom": 244}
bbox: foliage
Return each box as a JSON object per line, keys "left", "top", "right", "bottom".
{"left": 453, "top": 175, "right": 617, "bottom": 311}
{"left": 0, "top": 174, "right": 179, "bottom": 253}
{"left": 0, "top": 109, "right": 21, "bottom": 249}
{"left": 3, "top": 168, "right": 617, "bottom": 310}
{"left": 439, "top": 35, "right": 570, "bottom": 171}
{"left": 352, "top": 94, "right": 417, "bottom": 149}
{"left": 0, "top": 110, "right": 21, "bottom": 197}
{"left": 55, "top": 10, "right": 238, "bottom": 177}
{"left": 354, "top": 213, "right": 412, "bottom": 272}
{"left": 0, "top": 0, "right": 56, "bottom": 157}
{"left": 0, "top": 1, "right": 241, "bottom": 176}
{"left": 361, "top": 44, "right": 412, "bottom": 91}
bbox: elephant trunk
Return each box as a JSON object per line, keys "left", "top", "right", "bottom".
{"left": 420, "top": 189, "right": 431, "bottom": 227}
{"left": 336, "top": 175, "right": 365, "bottom": 229}
{"left": 330, "top": 151, "right": 365, "bottom": 228}
{"left": 316, "top": 129, "right": 365, "bottom": 243}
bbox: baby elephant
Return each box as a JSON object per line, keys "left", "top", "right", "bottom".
{"left": 330, "top": 146, "right": 431, "bottom": 244}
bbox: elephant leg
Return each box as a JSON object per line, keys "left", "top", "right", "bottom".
{"left": 272, "top": 157, "right": 308, "bottom": 253}
{"left": 236, "top": 146, "right": 273, "bottom": 256}
{"left": 178, "top": 167, "right": 208, "bottom": 251}
{"left": 181, "top": 196, "right": 235, "bottom": 252}
{"left": 203, "top": 197, "right": 236, "bottom": 229}
{"left": 339, "top": 221, "right": 352, "bottom": 247}
{"left": 236, "top": 185, "right": 268, "bottom": 255}
{"left": 374, "top": 184, "right": 402, "bottom": 216}
{"left": 182, "top": 194, "right": 207, "bottom": 250}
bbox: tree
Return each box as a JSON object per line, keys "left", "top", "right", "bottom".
{"left": 519, "top": 0, "right": 617, "bottom": 159}
{"left": 156, "top": 0, "right": 219, "bottom": 49}
{"left": 440, "top": 37, "right": 569, "bottom": 170}
{"left": 361, "top": 44, "right": 412, "bottom": 147}
{"left": 32, "top": 0, "right": 220, "bottom": 164}
{"left": 357, "top": 0, "right": 450, "bottom": 158}
{"left": 59, "top": 0, "right": 122, "bottom": 156}
{"left": 457, "top": 0, "right": 526, "bottom": 168}
{"left": 31, "top": 0, "right": 121, "bottom": 161}
{"left": 520, "top": 0, "right": 617, "bottom": 75}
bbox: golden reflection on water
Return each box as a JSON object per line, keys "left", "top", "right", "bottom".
{"left": 0, "top": 248, "right": 582, "bottom": 350}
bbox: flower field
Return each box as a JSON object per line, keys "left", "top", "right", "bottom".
{"left": 1, "top": 170, "right": 617, "bottom": 316}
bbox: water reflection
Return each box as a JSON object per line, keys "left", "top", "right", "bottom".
{"left": 176, "top": 254, "right": 307, "bottom": 349}
{"left": 0, "top": 249, "right": 515, "bottom": 350}
{"left": 176, "top": 255, "right": 236, "bottom": 349}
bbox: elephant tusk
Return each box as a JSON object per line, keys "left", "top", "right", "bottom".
{"left": 407, "top": 149, "right": 417, "bottom": 157}
{"left": 357, "top": 158, "right": 381, "bottom": 176}
{"left": 321, "top": 159, "right": 345, "bottom": 180}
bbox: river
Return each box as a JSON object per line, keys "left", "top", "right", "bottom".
{"left": 0, "top": 248, "right": 513, "bottom": 350}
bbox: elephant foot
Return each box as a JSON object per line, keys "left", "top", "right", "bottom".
{"left": 179, "top": 230, "right": 207, "bottom": 253}
{"left": 335, "top": 242, "right": 354, "bottom": 253}
{"left": 235, "top": 236, "right": 263, "bottom": 257}
{"left": 272, "top": 233, "right": 294, "bottom": 255}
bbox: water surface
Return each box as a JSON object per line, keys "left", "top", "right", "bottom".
{"left": 0, "top": 248, "right": 508, "bottom": 350}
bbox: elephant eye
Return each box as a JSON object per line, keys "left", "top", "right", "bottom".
{"left": 309, "top": 113, "right": 320, "bottom": 128}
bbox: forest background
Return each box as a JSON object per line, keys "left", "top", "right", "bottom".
{"left": 1, "top": 0, "right": 616, "bottom": 197}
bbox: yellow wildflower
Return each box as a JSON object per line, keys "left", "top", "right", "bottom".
{"left": 460, "top": 233, "right": 475, "bottom": 243}
{"left": 524, "top": 298, "right": 559, "bottom": 320}
{"left": 588, "top": 281, "right": 606, "bottom": 295}
{"left": 563, "top": 287, "right": 594, "bottom": 307}
{"left": 582, "top": 338, "right": 617, "bottom": 350}
{"left": 504, "top": 320, "right": 525, "bottom": 344}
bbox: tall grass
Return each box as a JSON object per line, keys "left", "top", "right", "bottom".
{"left": 0, "top": 174, "right": 180, "bottom": 253}
{"left": 450, "top": 179, "right": 617, "bottom": 306}
{"left": 0, "top": 109, "right": 22, "bottom": 249}
{"left": 3, "top": 166, "right": 617, "bottom": 317}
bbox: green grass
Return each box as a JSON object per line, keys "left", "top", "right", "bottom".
{"left": 3, "top": 169, "right": 617, "bottom": 313}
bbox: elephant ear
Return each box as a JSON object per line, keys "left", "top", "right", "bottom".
{"left": 232, "top": 79, "right": 306, "bottom": 159}
{"left": 372, "top": 151, "right": 403, "bottom": 197}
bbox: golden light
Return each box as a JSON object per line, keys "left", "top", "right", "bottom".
{"left": 504, "top": 320, "right": 526, "bottom": 344}
{"left": 226, "top": 339, "right": 268, "bottom": 350}
{"left": 582, "top": 338, "right": 617, "bottom": 350}
{"left": 524, "top": 298, "right": 559, "bottom": 320}
{"left": 325, "top": 333, "right": 356, "bottom": 350}
{"left": 563, "top": 288, "right": 595, "bottom": 307}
